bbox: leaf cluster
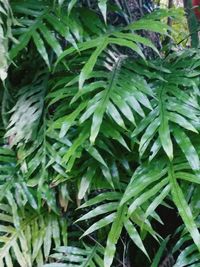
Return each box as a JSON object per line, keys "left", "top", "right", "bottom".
{"left": 0, "top": 1, "right": 200, "bottom": 267}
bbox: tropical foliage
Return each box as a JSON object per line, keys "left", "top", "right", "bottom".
{"left": 0, "top": 0, "right": 200, "bottom": 266}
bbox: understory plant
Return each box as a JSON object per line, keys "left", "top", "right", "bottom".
{"left": 0, "top": 0, "right": 200, "bottom": 266}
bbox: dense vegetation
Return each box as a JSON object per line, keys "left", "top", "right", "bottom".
{"left": 0, "top": 0, "right": 200, "bottom": 266}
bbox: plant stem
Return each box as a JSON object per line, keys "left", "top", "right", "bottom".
{"left": 183, "top": 0, "right": 199, "bottom": 47}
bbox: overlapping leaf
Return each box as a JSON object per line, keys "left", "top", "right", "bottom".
{"left": 0, "top": 205, "right": 67, "bottom": 267}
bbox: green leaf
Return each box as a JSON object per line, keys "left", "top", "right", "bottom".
{"left": 145, "top": 184, "right": 170, "bottom": 219}
{"left": 107, "top": 101, "right": 126, "bottom": 129}
{"left": 85, "top": 145, "right": 107, "bottom": 167}
{"left": 71, "top": 81, "right": 106, "bottom": 104}
{"left": 168, "top": 112, "right": 198, "bottom": 133}
{"left": 43, "top": 264, "right": 67, "bottom": 267}
{"left": 98, "top": 0, "right": 107, "bottom": 23}
{"left": 168, "top": 101, "right": 199, "bottom": 122}
{"left": 6, "top": 192, "right": 20, "bottom": 230}
{"left": 56, "top": 38, "right": 101, "bottom": 66}
{"left": 101, "top": 123, "right": 130, "bottom": 150}
{"left": 9, "top": 32, "right": 32, "bottom": 60}
{"left": 79, "top": 101, "right": 100, "bottom": 124}
{"left": 173, "top": 127, "right": 200, "bottom": 172}
{"left": 101, "top": 165, "right": 114, "bottom": 188}
{"left": 63, "top": 127, "right": 89, "bottom": 165}
{"left": 58, "top": 102, "right": 88, "bottom": 138}
{"left": 169, "top": 164, "right": 200, "bottom": 252}
{"left": 132, "top": 108, "right": 159, "bottom": 138}
{"left": 79, "top": 38, "right": 108, "bottom": 89}
{"left": 134, "top": 91, "right": 152, "bottom": 110}
{"left": 128, "top": 178, "right": 168, "bottom": 216}
{"left": 120, "top": 163, "right": 167, "bottom": 206}
{"left": 5, "top": 253, "right": 13, "bottom": 267}
{"left": 21, "top": 182, "right": 38, "bottom": 209}
{"left": 32, "top": 31, "right": 50, "bottom": 68}
{"left": 108, "top": 37, "right": 145, "bottom": 59}
{"left": 90, "top": 102, "right": 105, "bottom": 144}
{"left": 124, "top": 218, "right": 149, "bottom": 259}
{"left": 78, "top": 166, "right": 96, "bottom": 200}
{"left": 39, "top": 24, "right": 62, "bottom": 57}
{"left": 89, "top": 55, "right": 121, "bottom": 144}
{"left": 68, "top": 0, "right": 77, "bottom": 15}
{"left": 76, "top": 202, "right": 118, "bottom": 222}
{"left": 159, "top": 114, "right": 173, "bottom": 160}
{"left": 149, "top": 137, "right": 161, "bottom": 161}
{"left": 173, "top": 244, "right": 199, "bottom": 267}
{"left": 52, "top": 217, "right": 61, "bottom": 248}
{"left": 78, "top": 192, "right": 122, "bottom": 209}
{"left": 81, "top": 213, "right": 116, "bottom": 238}
{"left": 13, "top": 242, "right": 27, "bottom": 267}
{"left": 127, "top": 19, "right": 169, "bottom": 35}
{"left": 111, "top": 93, "right": 136, "bottom": 125}
{"left": 43, "top": 218, "right": 52, "bottom": 260}
{"left": 139, "top": 118, "right": 160, "bottom": 157}
{"left": 104, "top": 206, "right": 126, "bottom": 267}
{"left": 127, "top": 96, "right": 145, "bottom": 118}
{"left": 113, "top": 32, "right": 159, "bottom": 55}
{"left": 175, "top": 172, "right": 200, "bottom": 184}
{"left": 151, "top": 237, "right": 169, "bottom": 267}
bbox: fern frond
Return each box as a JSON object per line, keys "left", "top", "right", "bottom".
{"left": 43, "top": 244, "right": 104, "bottom": 267}
{"left": 0, "top": 204, "right": 67, "bottom": 267}
{"left": 5, "top": 73, "right": 46, "bottom": 146}
{"left": 0, "top": 0, "right": 13, "bottom": 81}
